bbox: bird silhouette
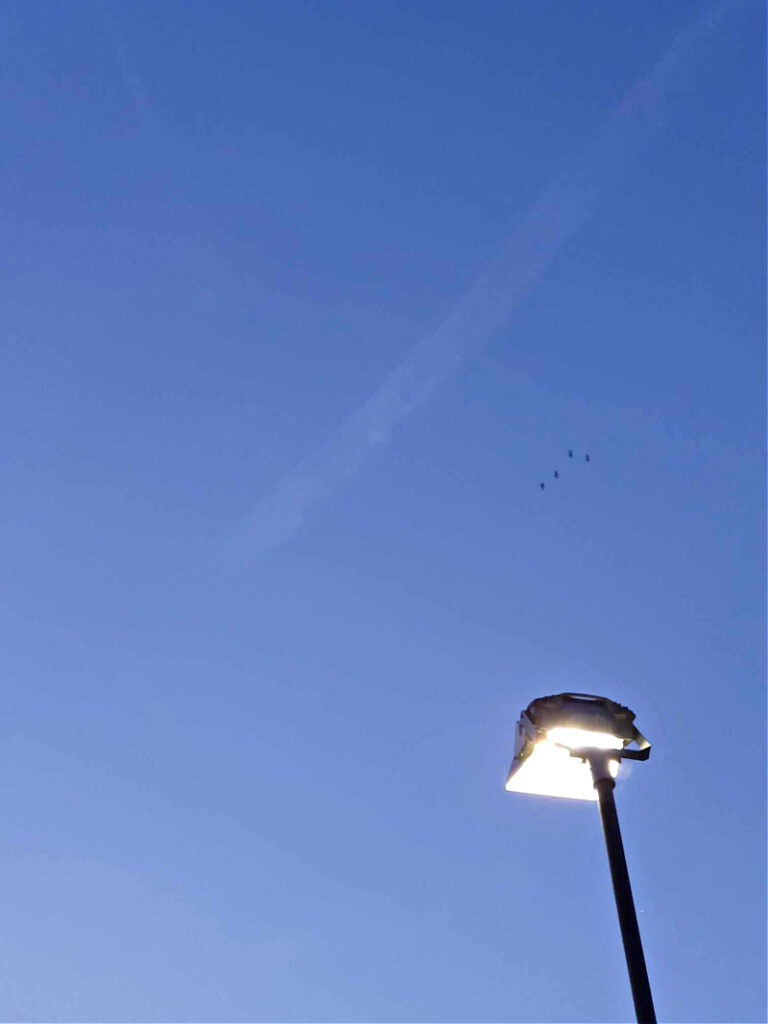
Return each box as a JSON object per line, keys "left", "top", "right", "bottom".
{"left": 538, "top": 451, "right": 591, "bottom": 489}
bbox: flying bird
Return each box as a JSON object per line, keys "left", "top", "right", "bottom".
{"left": 537, "top": 450, "right": 592, "bottom": 489}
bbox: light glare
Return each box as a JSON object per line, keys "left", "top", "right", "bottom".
{"left": 505, "top": 738, "right": 620, "bottom": 801}
{"left": 547, "top": 727, "right": 623, "bottom": 751}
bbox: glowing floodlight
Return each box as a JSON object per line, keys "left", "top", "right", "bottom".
{"left": 505, "top": 692, "right": 649, "bottom": 801}
{"left": 504, "top": 692, "right": 656, "bottom": 1023}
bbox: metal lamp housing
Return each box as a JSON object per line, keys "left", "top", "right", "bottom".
{"left": 505, "top": 693, "right": 650, "bottom": 801}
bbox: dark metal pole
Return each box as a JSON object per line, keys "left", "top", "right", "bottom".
{"left": 590, "top": 759, "right": 656, "bottom": 1024}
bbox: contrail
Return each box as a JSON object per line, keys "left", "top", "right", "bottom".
{"left": 90, "top": 2, "right": 172, "bottom": 165}
{"left": 221, "top": 3, "right": 735, "bottom": 567}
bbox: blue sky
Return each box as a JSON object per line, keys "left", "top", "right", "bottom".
{"left": 0, "top": 2, "right": 764, "bottom": 1021}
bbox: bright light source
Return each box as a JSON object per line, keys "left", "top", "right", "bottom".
{"left": 505, "top": 693, "right": 650, "bottom": 802}
{"left": 547, "top": 727, "right": 623, "bottom": 751}
{"left": 503, "top": 693, "right": 656, "bottom": 1019}
{"left": 505, "top": 736, "right": 619, "bottom": 801}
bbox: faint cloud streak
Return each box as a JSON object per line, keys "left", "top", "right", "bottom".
{"left": 221, "top": 3, "right": 733, "bottom": 567}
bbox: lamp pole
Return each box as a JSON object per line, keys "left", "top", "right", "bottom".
{"left": 507, "top": 695, "right": 658, "bottom": 1021}
{"left": 586, "top": 750, "right": 656, "bottom": 1024}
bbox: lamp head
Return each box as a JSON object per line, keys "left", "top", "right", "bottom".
{"left": 505, "top": 693, "right": 650, "bottom": 801}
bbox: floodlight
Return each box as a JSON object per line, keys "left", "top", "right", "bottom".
{"left": 505, "top": 692, "right": 649, "bottom": 801}
{"left": 504, "top": 693, "right": 655, "bottom": 1023}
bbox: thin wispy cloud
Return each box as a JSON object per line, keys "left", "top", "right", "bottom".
{"left": 221, "top": 3, "right": 733, "bottom": 567}
{"left": 90, "top": 2, "right": 170, "bottom": 161}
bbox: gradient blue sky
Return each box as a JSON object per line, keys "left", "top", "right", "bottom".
{"left": 1, "top": 2, "right": 764, "bottom": 1022}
